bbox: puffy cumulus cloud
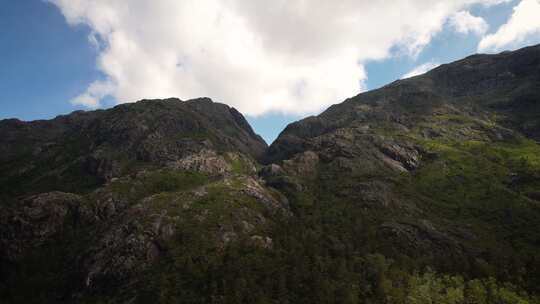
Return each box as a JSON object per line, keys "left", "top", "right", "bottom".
{"left": 49, "top": 0, "right": 513, "bottom": 116}
{"left": 449, "top": 11, "right": 489, "bottom": 35}
{"left": 479, "top": 0, "right": 540, "bottom": 52}
{"left": 402, "top": 62, "right": 440, "bottom": 79}
{"left": 71, "top": 80, "right": 115, "bottom": 108}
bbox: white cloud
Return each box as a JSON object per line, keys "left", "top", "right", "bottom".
{"left": 402, "top": 62, "right": 440, "bottom": 79}
{"left": 479, "top": 0, "right": 540, "bottom": 52}
{"left": 48, "top": 0, "right": 513, "bottom": 116}
{"left": 71, "top": 80, "right": 115, "bottom": 108}
{"left": 449, "top": 11, "right": 489, "bottom": 35}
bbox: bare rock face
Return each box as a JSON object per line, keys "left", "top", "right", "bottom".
{"left": 282, "top": 151, "right": 320, "bottom": 176}
{"left": 375, "top": 140, "right": 421, "bottom": 172}
{"left": 250, "top": 235, "right": 273, "bottom": 249}
{"left": 84, "top": 154, "right": 122, "bottom": 183}
{"left": 259, "top": 163, "right": 285, "bottom": 178}
{"left": 0, "top": 192, "right": 86, "bottom": 258}
{"left": 169, "top": 149, "right": 232, "bottom": 175}
{"left": 83, "top": 199, "right": 177, "bottom": 289}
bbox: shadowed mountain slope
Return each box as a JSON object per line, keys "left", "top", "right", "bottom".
{"left": 1, "top": 45, "right": 540, "bottom": 303}
{"left": 0, "top": 97, "right": 267, "bottom": 198}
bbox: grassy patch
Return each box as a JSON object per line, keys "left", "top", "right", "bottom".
{"left": 400, "top": 137, "right": 540, "bottom": 257}
{"left": 108, "top": 169, "right": 209, "bottom": 203}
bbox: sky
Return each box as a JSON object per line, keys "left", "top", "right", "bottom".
{"left": 1, "top": 1, "right": 540, "bottom": 143}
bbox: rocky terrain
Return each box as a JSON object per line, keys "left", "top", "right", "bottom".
{"left": 1, "top": 45, "right": 540, "bottom": 303}
{"left": 0, "top": 98, "right": 288, "bottom": 302}
{"left": 265, "top": 44, "right": 540, "bottom": 263}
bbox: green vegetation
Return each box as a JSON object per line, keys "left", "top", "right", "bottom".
{"left": 105, "top": 135, "right": 540, "bottom": 304}
{"left": 106, "top": 169, "right": 209, "bottom": 203}
{"left": 3, "top": 120, "right": 540, "bottom": 303}
{"left": 393, "top": 136, "right": 540, "bottom": 288}
{"left": 405, "top": 270, "right": 536, "bottom": 304}
{"left": 138, "top": 225, "right": 540, "bottom": 304}
{"left": 2, "top": 45, "right": 540, "bottom": 303}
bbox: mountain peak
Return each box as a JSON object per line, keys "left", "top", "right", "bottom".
{"left": 0, "top": 97, "right": 267, "bottom": 197}
{"left": 267, "top": 44, "right": 540, "bottom": 164}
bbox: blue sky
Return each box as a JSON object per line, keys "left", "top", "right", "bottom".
{"left": 0, "top": 1, "right": 98, "bottom": 120}
{"left": 1, "top": 0, "right": 539, "bottom": 143}
{"left": 364, "top": 1, "right": 521, "bottom": 90}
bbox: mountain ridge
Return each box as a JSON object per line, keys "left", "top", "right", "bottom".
{"left": 266, "top": 43, "right": 540, "bottom": 162}
{"left": 1, "top": 44, "right": 540, "bottom": 303}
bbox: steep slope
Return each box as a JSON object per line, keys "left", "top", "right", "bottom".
{"left": 0, "top": 98, "right": 287, "bottom": 302}
{"left": 0, "top": 97, "right": 267, "bottom": 199}
{"left": 267, "top": 44, "right": 540, "bottom": 162}
{"left": 1, "top": 46, "right": 540, "bottom": 303}
{"left": 264, "top": 44, "right": 540, "bottom": 294}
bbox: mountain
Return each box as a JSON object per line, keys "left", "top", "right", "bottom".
{"left": 0, "top": 97, "right": 266, "bottom": 198}
{"left": 0, "top": 98, "right": 287, "bottom": 302}
{"left": 267, "top": 44, "right": 540, "bottom": 162}
{"left": 1, "top": 45, "right": 540, "bottom": 303}
{"left": 263, "top": 44, "right": 540, "bottom": 300}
